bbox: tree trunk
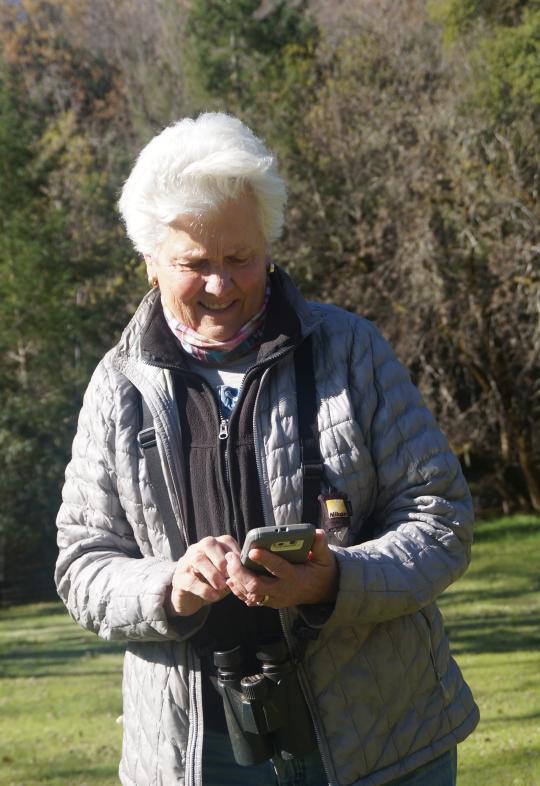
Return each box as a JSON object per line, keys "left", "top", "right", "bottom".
{"left": 515, "top": 433, "right": 540, "bottom": 513}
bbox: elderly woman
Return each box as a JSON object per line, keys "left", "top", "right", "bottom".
{"left": 56, "top": 113, "right": 478, "bottom": 786}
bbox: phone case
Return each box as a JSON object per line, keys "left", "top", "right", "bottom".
{"left": 240, "top": 524, "right": 315, "bottom": 575}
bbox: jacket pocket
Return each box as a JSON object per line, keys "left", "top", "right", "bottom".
{"left": 416, "top": 609, "right": 451, "bottom": 706}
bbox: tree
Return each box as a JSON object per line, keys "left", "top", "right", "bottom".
{"left": 278, "top": 1, "right": 540, "bottom": 511}
{"left": 184, "top": 0, "right": 320, "bottom": 168}
{"left": 0, "top": 65, "right": 73, "bottom": 599}
{"left": 0, "top": 0, "right": 145, "bottom": 599}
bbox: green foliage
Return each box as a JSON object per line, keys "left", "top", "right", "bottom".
{"left": 0, "top": 68, "right": 68, "bottom": 578}
{"left": 429, "top": 0, "right": 540, "bottom": 120}
{"left": 184, "top": 0, "right": 319, "bottom": 162}
{"left": 476, "top": 7, "right": 540, "bottom": 119}
{"left": 185, "top": 0, "right": 317, "bottom": 106}
{"left": 428, "top": 0, "right": 530, "bottom": 39}
{"left": 0, "top": 62, "right": 143, "bottom": 600}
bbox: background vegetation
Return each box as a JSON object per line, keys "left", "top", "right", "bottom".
{"left": 0, "top": 0, "right": 538, "bottom": 602}
{"left": 1, "top": 514, "right": 539, "bottom": 785}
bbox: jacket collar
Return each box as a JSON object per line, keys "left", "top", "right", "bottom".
{"left": 113, "top": 265, "right": 320, "bottom": 371}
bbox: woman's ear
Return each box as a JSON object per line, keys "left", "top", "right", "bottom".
{"left": 144, "top": 254, "right": 158, "bottom": 287}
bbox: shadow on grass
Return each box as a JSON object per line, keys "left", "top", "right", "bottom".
{"left": 474, "top": 518, "right": 540, "bottom": 543}
{"left": 441, "top": 586, "right": 534, "bottom": 606}
{"left": 0, "top": 603, "right": 68, "bottom": 621}
{"left": 0, "top": 640, "right": 125, "bottom": 678}
{"left": 1, "top": 669, "right": 123, "bottom": 680}
{"left": 487, "top": 710, "right": 540, "bottom": 724}
{"left": 43, "top": 769, "right": 118, "bottom": 782}
{"left": 447, "top": 612, "right": 540, "bottom": 654}
{"left": 1, "top": 636, "right": 125, "bottom": 656}
{"left": 30, "top": 761, "right": 118, "bottom": 784}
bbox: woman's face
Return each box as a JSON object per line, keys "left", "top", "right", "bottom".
{"left": 146, "top": 193, "right": 268, "bottom": 341}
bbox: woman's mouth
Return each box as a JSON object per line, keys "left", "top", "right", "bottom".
{"left": 199, "top": 300, "right": 236, "bottom": 312}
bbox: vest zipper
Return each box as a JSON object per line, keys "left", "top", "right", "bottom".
{"left": 218, "top": 408, "right": 232, "bottom": 495}
{"left": 218, "top": 419, "right": 229, "bottom": 440}
{"left": 209, "top": 390, "right": 235, "bottom": 540}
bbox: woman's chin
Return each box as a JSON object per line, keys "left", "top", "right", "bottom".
{"left": 197, "top": 320, "right": 239, "bottom": 342}
{"left": 195, "top": 307, "right": 243, "bottom": 341}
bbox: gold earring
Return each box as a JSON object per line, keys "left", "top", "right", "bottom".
{"left": 268, "top": 262, "right": 275, "bottom": 274}
{"left": 149, "top": 276, "right": 158, "bottom": 288}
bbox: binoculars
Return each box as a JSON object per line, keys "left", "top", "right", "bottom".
{"left": 214, "top": 640, "right": 317, "bottom": 766}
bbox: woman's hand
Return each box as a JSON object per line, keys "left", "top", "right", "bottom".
{"left": 225, "top": 529, "right": 338, "bottom": 609}
{"left": 166, "top": 535, "right": 240, "bottom": 617}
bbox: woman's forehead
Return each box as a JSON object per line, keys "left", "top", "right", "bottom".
{"left": 164, "top": 194, "right": 265, "bottom": 255}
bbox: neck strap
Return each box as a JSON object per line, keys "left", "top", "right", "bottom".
{"left": 294, "top": 335, "right": 323, "bottom": 526}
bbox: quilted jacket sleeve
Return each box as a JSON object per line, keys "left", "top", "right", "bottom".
{"left": 55, "top": 357, "right": 207, "bottom": 642}
{"left": 330, "top": 320, "right": 474, "bottom": 625}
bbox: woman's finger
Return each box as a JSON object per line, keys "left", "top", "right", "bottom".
{"left": 225, "top": 576, "right": 249, "bottom": 603}
{"left": 192, "top": 536, "right": 240, "bottom": 575}
{"left": 181, "top": 568, "right": 227, "bottom": 602}
{"left": 187, "top": 554, "right": 228, "bottom": 590}
{"left": 246, "top": 548, "right": 293, "bottom": 579}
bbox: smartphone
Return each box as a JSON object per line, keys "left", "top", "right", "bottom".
{"left": 240, "top": 523, "right": 316, "bottom": 575}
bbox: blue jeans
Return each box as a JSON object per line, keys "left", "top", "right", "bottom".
{"left": 202, "top": 730, "right": 328, "bottom": 786}
{"left": 202, "top": 730, "right": 457, "bottom": 786}
{"left": 387, "top": 748, "right": 457, "bottom": 785}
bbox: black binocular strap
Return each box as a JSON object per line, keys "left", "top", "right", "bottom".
{"left": 138, "top": 397, "right": 185, "bottom": 560}
{"left": 294, "top": 335, "right": 323, "bottom": 527}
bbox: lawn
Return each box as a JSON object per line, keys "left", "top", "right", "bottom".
{"left": 0, "top": 514, "right": 539, "bottom": 785}
{"left": 440, "top": 514, "right": 540, "bottom": 786}
{"left": 0, "top": 604, "right": 124, "bottom": 785}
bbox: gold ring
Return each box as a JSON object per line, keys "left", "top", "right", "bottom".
{"left": 255, "top": 594, "right": 270, "bottom": 606}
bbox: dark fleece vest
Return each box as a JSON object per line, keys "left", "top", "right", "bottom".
{"left": 140, "top": 273, "right": 302, "bottom": 729}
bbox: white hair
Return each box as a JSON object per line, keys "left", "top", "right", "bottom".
{"left": 118, "top": 112, "right": 287, "bottom": 254}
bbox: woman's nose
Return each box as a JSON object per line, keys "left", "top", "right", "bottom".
{"left": 204, "top": 268, "right": 232, "bottom": 296}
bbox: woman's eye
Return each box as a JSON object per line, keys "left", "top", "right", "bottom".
{"left": 171, "top": 259, "right": 207, "bottom": 271}
{"left": 227, "top": 256, "right": 250, "bottom": 265}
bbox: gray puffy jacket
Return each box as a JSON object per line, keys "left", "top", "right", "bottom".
{"left": 56, "top": 272, "right": 479, "bottom": 786}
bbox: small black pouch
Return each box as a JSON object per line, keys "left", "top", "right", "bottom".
{"left": 318, "top": 491, "right": 353, "bottom": 546}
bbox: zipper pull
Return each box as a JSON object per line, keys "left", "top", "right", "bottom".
{"left": 219, "top": 419, "right": 229, "bottom": 440}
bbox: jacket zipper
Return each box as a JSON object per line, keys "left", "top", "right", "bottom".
{"left": 220, "top": 348, "right": 297, "bottom": 539}
{"left": 279, "top": 607, "right": 338, "bottom": 786}
{"left": 251, "top": 344, "right": 338, "bottom": 786}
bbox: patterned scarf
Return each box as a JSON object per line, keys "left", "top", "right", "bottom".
{"left": 162, "top": 281, "right": 271, "bottom": 365}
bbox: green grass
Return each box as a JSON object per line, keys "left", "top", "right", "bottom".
{"left": 0, "top": 604, "right": 124, "bottom": 785}
{"left": 0, "top": 514, "right": 539, "bottom": 785}
{"left": 440, "top": 515, "right": 540, "bottom": 786}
